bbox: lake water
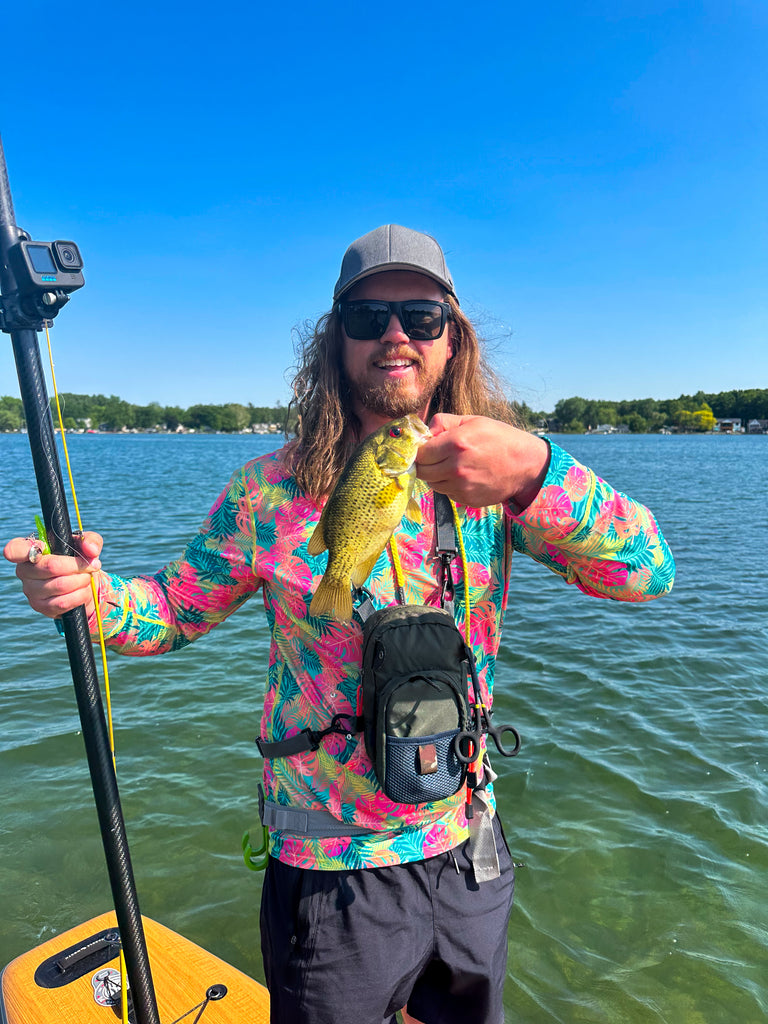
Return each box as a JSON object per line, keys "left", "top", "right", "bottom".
{"left": 1, "top": 431, "right": 766, "bottom": 1023}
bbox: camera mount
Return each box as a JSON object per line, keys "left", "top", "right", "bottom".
{"left": 0, "top": 227, "right": 84, "bottom": 332}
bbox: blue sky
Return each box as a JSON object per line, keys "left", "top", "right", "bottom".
{"left": 1, "top": 0, "right": 764, "bottom": 413}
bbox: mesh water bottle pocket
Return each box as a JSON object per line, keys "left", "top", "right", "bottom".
{"left": 383, "top": 730, "right": 465, "bottom": 804}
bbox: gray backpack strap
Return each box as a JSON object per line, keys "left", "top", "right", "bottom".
{"left": 260, "top": 797, "right": 378, "bottom": 838}
{"left": 434, "top": 491, "right": 457, "bottom": 554}
{"left": 434, "top": 491, "right": 458, "bottom": 614}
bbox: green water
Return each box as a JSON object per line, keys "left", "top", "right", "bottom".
{"left": 1, "top": 432, "right": 766, "bottom": 1022}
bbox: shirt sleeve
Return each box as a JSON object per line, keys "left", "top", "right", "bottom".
{"left": 89, "top": 465, "right": 262, "bottom": 655}
{"left": 508, "top": 441, "right": 675, "bottom": 601}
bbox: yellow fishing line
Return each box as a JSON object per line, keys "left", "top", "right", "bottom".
{"left": 388, "top": 533, "right": 406, "bottom": 598}
{"left": 43, "top": 325, "right": 115, "bottom": 752}
{"left": 120, "top": 955, "right": 129, "bottom": 1022}
{"left": 42, "top": 325, "right": 129, "bottom": 1023}
{"left": 449, "top": 500, "right": 472, "bottom": 648}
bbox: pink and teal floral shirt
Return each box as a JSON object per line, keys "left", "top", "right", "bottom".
{"left": 92, "top": 441, "right": 674, "bottom": 870}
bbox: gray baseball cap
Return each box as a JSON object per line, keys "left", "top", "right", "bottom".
{"left": 333, "top": 224, "right": 456, "bottom": 301}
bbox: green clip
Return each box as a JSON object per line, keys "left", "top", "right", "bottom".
{"left": 34, "top": 515, "right": 51, "bottom": 555}
{"left": 242, "top": 827, "right": 269, "bottom": 871}
{"left": 32, "top": 515, "right": 62, "bottom": 636}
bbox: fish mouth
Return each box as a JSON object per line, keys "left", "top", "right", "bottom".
{"left": 410, "top": 416, "right": 432, "bottom": 443}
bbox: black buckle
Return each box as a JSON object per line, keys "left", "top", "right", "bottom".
{"left": 353, "top": 586, "right": 376, "bottom": 623}
{"left": 439, "top": 552, "right": 455, "bottom": 612}
{"left": 314, "top": 713, "right": 361, "bottom": 746}
{"left": 296, "top": 713, "right": 361, "bottom": 752}
{"left": 256, "top": 713, "right": 362, "bottom": 759}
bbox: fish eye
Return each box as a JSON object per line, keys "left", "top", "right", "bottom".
{"left": 388, "top": 426, "right": 402, "bottom": 437}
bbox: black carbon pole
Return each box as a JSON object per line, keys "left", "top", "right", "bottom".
{"left": 0, "top": 135, "right": 160, "bottom": 1024}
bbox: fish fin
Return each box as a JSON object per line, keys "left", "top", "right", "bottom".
{"left": 380, "top": 463, "right": 409, "bottom": 478}
{"left": 350, "top": 549, "right": 383, "bottom": 587}
{"left": 407, "top": 495, "right": 422, "bottom": 522}
{"left": 310, "top": 579, "right": 353, "bottom": 621}
{"left": 306, "top": 518, "right": 327, "bottom": 556}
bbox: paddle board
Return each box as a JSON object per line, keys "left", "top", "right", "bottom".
{"left": 0, "top": 911, "right": 270, "bottom": 1024}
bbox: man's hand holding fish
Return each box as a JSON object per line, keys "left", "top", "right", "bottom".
{"left": 416, "top": 412, "right": 551, "bottom": 512}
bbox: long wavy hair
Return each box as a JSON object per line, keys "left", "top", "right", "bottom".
{"left": 284, "top": 294, "right": 519, "bottom": 498}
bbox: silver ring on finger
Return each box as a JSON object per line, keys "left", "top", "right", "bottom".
{"left": 28, "top": 542, "right": 44, "bottom": 564}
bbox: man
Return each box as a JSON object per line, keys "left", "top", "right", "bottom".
{"left": 5, "top": 225, "right": 675, "bottom": 1024}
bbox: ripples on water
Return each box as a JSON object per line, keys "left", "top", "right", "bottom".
{"left": 1, "top": 432, "right": 766, "bottom": 1022}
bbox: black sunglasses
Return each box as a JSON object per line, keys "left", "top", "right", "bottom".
{"left": 338, "top": 299, "right": 451, "bottom": 341}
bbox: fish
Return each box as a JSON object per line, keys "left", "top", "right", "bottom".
{"left": 307, "top": 414, "right": 432, "bottom": 620}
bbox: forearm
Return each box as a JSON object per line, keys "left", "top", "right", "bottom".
{"left": 89, "top": 470, "right": 262, "bottom": 654}
{"left": 510, "top": 442, "right": 675, "bottom": 601}
{"left": 90, "top": 569, "right": 197, "bottom": 654}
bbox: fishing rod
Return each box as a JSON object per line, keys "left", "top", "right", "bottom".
{"left": 0, "top": 134, "right": 160, "bottom": 1024}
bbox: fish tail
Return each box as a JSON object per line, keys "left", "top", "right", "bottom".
{"left": 309, "top": 578, "right": 354, "bottom": 621}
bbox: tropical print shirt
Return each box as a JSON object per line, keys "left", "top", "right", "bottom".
{"left": 92, "top": 441, "right": 674, "bottom": 870}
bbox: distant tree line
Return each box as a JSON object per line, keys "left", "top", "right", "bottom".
{"left": 1, "top": 388, "right": 766, "bottom": 434}
{"left": 533, "top": 389, "right": 768, "bottom": 434}
{"left": 0, "top": 393, "right": 297, "bottom": 433}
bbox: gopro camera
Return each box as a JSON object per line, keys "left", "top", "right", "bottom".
{"left": 10, "top": 240, "right": 85, "bottom": 293}
{"left": 1, "top": 238, "right": 85, "bottom": 328}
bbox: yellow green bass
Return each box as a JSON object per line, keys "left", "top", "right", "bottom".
{"left": 307, "top": 414, "right": 432, "bottom": 620}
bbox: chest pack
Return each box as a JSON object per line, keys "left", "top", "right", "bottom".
{"left": 360, "top": 604, "right": 471, "bottom": 804}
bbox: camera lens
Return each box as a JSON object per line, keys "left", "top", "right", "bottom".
{"left": 53, "top": 241, "right": 83, "bottom": 273}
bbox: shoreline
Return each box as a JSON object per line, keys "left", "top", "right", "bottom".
{"left": 2, "top": 428, "right": 767, "bottom": 437}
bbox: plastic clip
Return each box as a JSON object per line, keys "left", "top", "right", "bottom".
{"left": 242, "top": 826, "right": 269, "bottom": 871}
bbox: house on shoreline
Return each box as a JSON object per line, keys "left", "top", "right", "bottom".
{"left": 586, "top": 424, "right": 630, "bottom": 435}
{"left": 714, "top": 418, "right": 744, "bottom": 434}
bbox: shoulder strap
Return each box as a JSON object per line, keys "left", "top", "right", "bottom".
{"left": 434, "top": 491, "right": 457, "bottom": 556}
{"left": 434, "top": 492, "right": 458, "bottom": 614}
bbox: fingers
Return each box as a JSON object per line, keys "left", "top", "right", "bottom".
{"left": 3, "top": 531, "right": 104, "bottom": 619}
{"left": 74, "top": 531, "right": 104, "bottom": 562}
{"left": 423, "top": 412, "right": 466, "bottom": 444}
{"left": 19, "top": 569, "right": 98, "bottom": 618}
{"left": 416, "top": 414, "right": 472, "bottom": 471}
{"left": 3, "top": 531, "right": 103, "bottom": 567}
{"left": 415, "top": 416, "right": 547, "bottom": 508}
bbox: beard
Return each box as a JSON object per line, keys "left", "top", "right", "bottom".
{"left": 344, "top": 350, "right": 448, "bottom": 421}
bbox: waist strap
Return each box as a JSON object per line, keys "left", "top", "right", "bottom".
{"left": 259, "top": 793, "right": 499, "bottom": 880}
{"left": 260, "top": 795, "right": 378, "bottom": 838}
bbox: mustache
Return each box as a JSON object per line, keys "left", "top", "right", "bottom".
{"left": 369, "top": 346, "right": 423, "bottom": 366}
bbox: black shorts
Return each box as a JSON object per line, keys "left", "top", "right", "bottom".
{"left": 260, "top": 814, "right": 514, "bottom": 1024}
